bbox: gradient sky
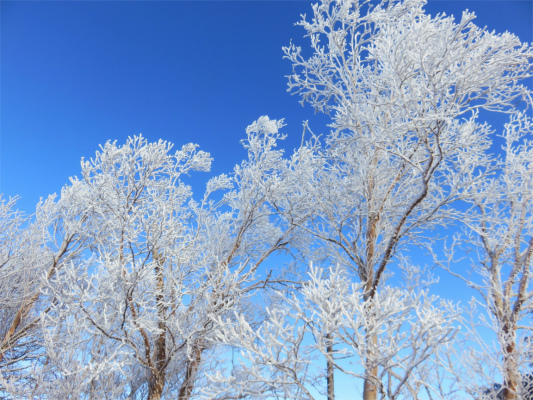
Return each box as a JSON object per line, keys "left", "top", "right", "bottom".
{"left": 1, "top": 0, "right": 532, "bottom": 214}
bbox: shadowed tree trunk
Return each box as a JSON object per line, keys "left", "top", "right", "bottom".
{"left": 178, "top": 339, "right": 204, "bottom": 400}
{"left": 326, "top": 333, "right": 335, "bottom": 400}
{"left": 148, "top": 249, "right": 168, "bottom": 400}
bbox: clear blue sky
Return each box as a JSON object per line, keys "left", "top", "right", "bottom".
{"left": 1, "top": 0, "right": 532, "bottom": 215}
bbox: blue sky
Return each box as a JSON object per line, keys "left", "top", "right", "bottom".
{"left": 1, "top": 0, "right": 532, "bottom": 214}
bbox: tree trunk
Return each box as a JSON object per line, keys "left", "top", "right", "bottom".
{"left": 178, "top": 340, "right": 204, "bottom": 400}
{"left": 363, "top": 272, "right": 379, "bottom": 400}
{"left": 148, "top": 371, "right": 165, "bottom": 400}
{"left": 326, "top": 333, "right": 335, "bottom": 400}
{"left": 0, "top": 299, "right": 34, "bottom": 362}
{"left": 148, "top": 249, "right": 167, "bottom": 400}
{"left": 363, "top": 334, "right": 379, "bottom": 400}
{"left": 502, "top": 341, "right": 519, "bottom": 400}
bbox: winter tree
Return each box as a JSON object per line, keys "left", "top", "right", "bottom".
{"left": 279, "top": 0, "right": 533, "bottom": 398}
{"left": 0, "top": 193, "right": 90, "bottom": 396}
{"left": 210, "top": 264, "right": 458, "bottom": 399}
{"left": 445, "top": 111, "right": 533, "bottom": 400}
{"left": 21, "top": 118, "right": 299, "bottom": 400}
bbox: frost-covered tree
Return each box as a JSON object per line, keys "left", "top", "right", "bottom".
{"left": 445, "top": 111, "right": 533, "bottom": 400}
{"left": 0, "top": 197, "right": 41, "bottom": 365}
{"left": 210, "top": 264, "right": 458, "bottom": 400}
{"left": 36, "top": 135, "right": 215, "bottom": 400}
{"left": 171, "top": 116, "right": 302, "bottom": 400}
{"left": 25, "top": 118, "right": 298, "bottom": 400}
{"left": 0, "top": 193, "right": 90, "bottom": 396}
{"left": 280, "top": 0, "right": 533, "bottom": 398}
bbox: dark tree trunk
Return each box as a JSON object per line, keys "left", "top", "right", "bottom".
{"left": 178, "top": 340, "right": 204, "bottom": 400}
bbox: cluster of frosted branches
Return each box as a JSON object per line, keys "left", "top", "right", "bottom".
{"left": 0, "top": 121, "right": 300, "bottom": 399}
{"left": 207, "top": 264, "right": 458, "bottom": 400}
{"left": 441, "top": 110, "right": 533, "bottom": 400}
